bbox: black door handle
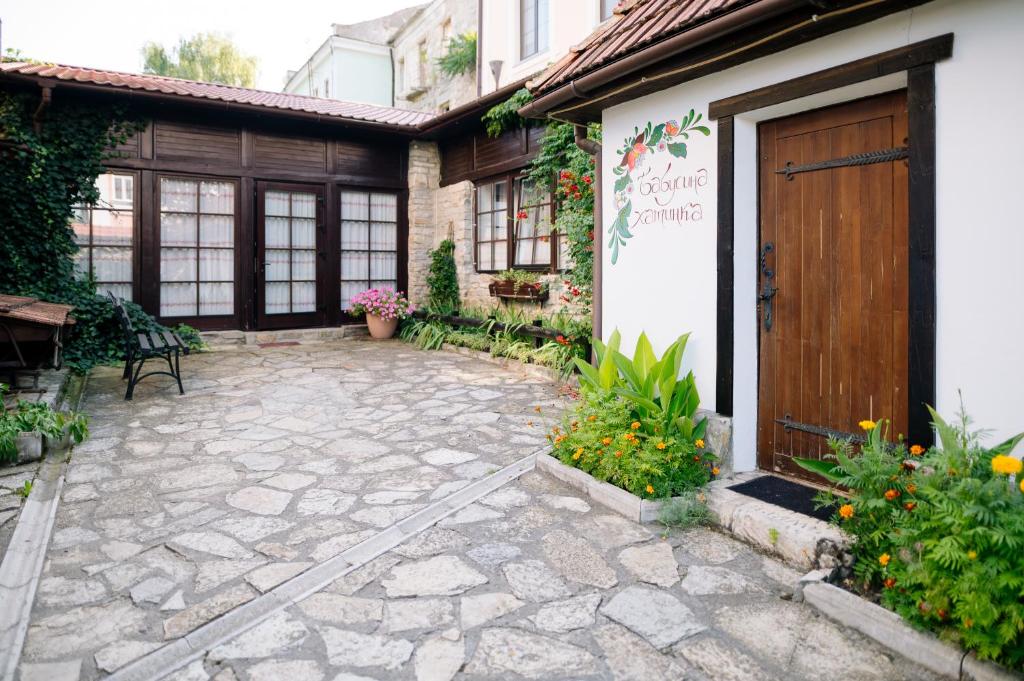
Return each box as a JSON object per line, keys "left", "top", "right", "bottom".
{"left": 758, "top": 242, "right": 778, "bottom": 332}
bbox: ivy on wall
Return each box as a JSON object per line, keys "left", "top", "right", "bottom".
{"left": 481, "top": 88, "right": 533, "bottom": 138}
{"left": 0, "top": 89, "right": 197, "bottom": 372}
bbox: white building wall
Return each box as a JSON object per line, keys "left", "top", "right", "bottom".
{"left": 480, "top": 0, "right": 606, "bottom": 93}
{"left": 283, "top": 37, "right": 393, "bottom": 106}
{"left": 600, "top": 0, "right": 1024, "bottom": 470}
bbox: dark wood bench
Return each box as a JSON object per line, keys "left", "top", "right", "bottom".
{"left": 108, "top": 293, "right": 189, "bottom": 400}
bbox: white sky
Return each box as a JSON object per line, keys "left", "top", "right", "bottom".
{"left": 1, "top": 0, "right": 426, "bottom": 91}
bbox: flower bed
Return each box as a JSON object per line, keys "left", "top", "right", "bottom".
{"left": 798, "top": 410, "right": 1024, "bottom": 672}
{"left": 546, "top": 329, "right": 717, "bottom": 515}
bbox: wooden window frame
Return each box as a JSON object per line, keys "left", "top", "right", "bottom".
{"left": 707, "top": 34, "right": 950, "bottom": 447}
{"left": 339, "top": 187, "right": 402, "bottom": 312}
{"left": 519, "top": 0, "right": 548, "bottom": 60}
{"left": 472, "top": 171, "right": 561, "bottom": 274}
{"left": 71, "top": 170, "right": 139, "bottom": 301}
{"left": 155, "top": 173, "right": 241, "bottom": 325}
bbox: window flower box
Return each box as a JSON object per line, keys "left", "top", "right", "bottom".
{"left": 488, "top": 280, "right": 549, "bottom": 303}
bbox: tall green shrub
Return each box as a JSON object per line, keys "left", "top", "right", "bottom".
{"left": 426, "top": 239, "right": 460, "bottom": 314}
{"left": 0, "top": 90, "right": 157, "bottom": 371}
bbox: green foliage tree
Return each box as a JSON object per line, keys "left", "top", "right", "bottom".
{"left": 426, "top": 239, "right": 460, "bottom": 314}
{"left": 142, "top": 33, "right": 257, "bottom": 87}
{"left": 437, "top": 32, "right": 477, "bottom": 78}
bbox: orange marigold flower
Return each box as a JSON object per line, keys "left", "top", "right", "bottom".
{"left": 630, "top": 421, "right": 641, "bottom": 430}
{"left": 991, "top": 455, "right": 1023, "bottom": 475}
{"left": 839, "top": 504, "right": 855, "bottom": 520}
{"left": 693, "top": 455, "right": 700, "bottom": 462}
{"left": 884, "top": 489, "right": 899, "bottom": 501}
{"left": 711, "top": 467, "right": 720, "bottom": 476}
{"left": 909, "top": 444, "right": 925, "bottom": 456}
{"left": 904, "top": 501, "right": 917, "bottom": 511}
{"left": 883, "top": 578, "right": 896, "bottom": 589}
{"left": 587, "top": 414, "right": 597, "bottom": 422}
{"left": 614, "top": 450, "right": 623, "bottom": 458}
{"left": 906, "top": 484, "right": 917, "bottom": 494}
{"left": 656, "top": 442, "right": 667, "bottom": 450}
{"left": 645, "top": 484, "right": 654, "bottom": 495}
{"left": 695, "top": 438, "right": 705, "bottom": 449}
{"left": 554, "top": 435, "right": 565, "bottom": 444}
{"left": 879, "top": 553, "right": 891, "bottom": 567}
{"left": 602, "top": 437, "right": 613, "bottom": 446}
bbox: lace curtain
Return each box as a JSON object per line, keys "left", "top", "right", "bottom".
{"left": 340, "top": 191, "right": 398, "bottom": 310}
{"left": 71, "top": 172, "right": 135, "bottom": 300}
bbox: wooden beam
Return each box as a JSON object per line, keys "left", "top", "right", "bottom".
{"left": 709, "top": 34, "right": 953, "bottom": 120}
{"left": 715, "top": 116, "right": 735, "bottom": 416}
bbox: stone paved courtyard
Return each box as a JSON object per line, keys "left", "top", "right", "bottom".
{"left": 16, "top": 340, "right": 939, "bottom": 680}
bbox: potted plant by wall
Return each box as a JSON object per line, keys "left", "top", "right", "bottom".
{"left": 348, "top": 288, "right": 414, "bottom": 340}
{"left": 488, "top": 269, "right": 549, "bottom": 303}
{"left": 1, "top": 387, "right": 89, "bottom": 466}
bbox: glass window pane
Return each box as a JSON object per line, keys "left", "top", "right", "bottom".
{"left": 73, "top": 251, "right": 90, "bottom": 278}
{"left": 494, "top": 181, "right": 508, "bottom": 211}
{"left": 199, "top": 283, "right": 233, "bottom": 316}
{"left": 477, "top": 212, "right": 492, "bottom": 242}
{"left": 93, "top": 247, "right": 133, "bottom": 283}
{"left": 478, "top": 183, "right": 492, "bottom": 212}
{"left": 71, "top": 210, "right": 90, "bottom": 245}
{"left": 160, "top": 178, "right": 197, "bottom": 212}
{"left": 340, "top": 282, "right": 365, "bottom": 311}
{"left": 291, "top": 250, "right": 316, "bottom": 281}
{"left": 493, "top": 240, "right": 508, "bottom": 270}
{"left": 161, "top": 213, "right": 197, "bottom": 248}
{"left": 265, "top": 249, "right": 290, "bottom": 281}
{"left": 341, "top": 252, "right": 369, "bottom": 281}
{"left": 200, "top": 215, "right": 234, "bottom": 248}
{"left": 265, "top": 282, "right": 290, "bottom": 315}
{"left": 341, "top": 221, "right": 369, "bottom": 250}
{"left": 478, "top": 244, "right": 492, "bottom": 272}
{"left": 493, "top": 211, "right": 507, "bottom": 238}
{"left": 265, "top": 191, "right": 290, "bottom": 217}
{"left": 265, "top": 217, "right": 290, "bottom": 249}
{"left": 370, "top": 280, "right": 396, "bottom": 293}
{"left": 93, "top": 209, "right": 134, "bottom": 246}
{"left": 291, "top": 192, "right": 316, "bottom": 219}
{"left": 370, "top": 193, "right": 397, "bottom": 222}
{"left": 292, "top": 219, "right": 316, "bottom": 249}
{"left": 370, "top": 252, "right": 397, "bottom": 280}
{"left": 199, "top": 181, "right": 234, "bottom": 214}
{"left": 199, "top": 248, "right": 233, "bottom": 281}
{"left": 161, "top": 248, "right": 196, "bottom": 282}
{"left": 370, "top": 222, "right": 396, "bottom": 251}
{"left": 160, "top": 283, "right": 197, "bottom": 317}
{"left": 100, "top": 283, "right": 133, "bottom": 302}
{"left": 341, "top": 191, "right": 369, "bottom": 220}
{"left": 98, "top": 173, "right": 135, "bottom": 208}
{"left": 291, "top": 282, "right": 316, "bottom": 312}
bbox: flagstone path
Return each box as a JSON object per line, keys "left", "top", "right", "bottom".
{"left": 15, "top": 340, "right": 939, "bottom": 681}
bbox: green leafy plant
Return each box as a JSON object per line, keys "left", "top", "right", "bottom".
{"left": 437, "top": 32, "right": 477, "bottom": 78}
{"left": 14, "top": 480, "right": 32, "bottom": 498}
{"left": 426, "top": 239, "right": 460, "bottom": 314}
{"left": 481, "top": 88, "right": 533, "bottom": 138}
{"left": 658, "top": 489, "right": 712, "bottom": 531}
{"left": 0, "top": 388, "right": 89, "bottom": 465}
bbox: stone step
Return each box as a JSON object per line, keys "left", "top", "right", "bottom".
{"left": 201, "top": 325, "right": 369, "bottom": 348}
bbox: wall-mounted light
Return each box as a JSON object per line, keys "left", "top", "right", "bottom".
{"left": 489, "top": 60, "right": 503, "bottom": 89}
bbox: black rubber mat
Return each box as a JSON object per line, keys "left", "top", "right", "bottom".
{"left": 727, "top": 475, "right": 834, "bottom": 522}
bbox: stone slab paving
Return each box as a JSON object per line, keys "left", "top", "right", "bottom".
{"left": 177, "top": 470, "right": 941, "bottom": 681}
{"left": 17, "top": 340, "right": 564, "bottom": 680}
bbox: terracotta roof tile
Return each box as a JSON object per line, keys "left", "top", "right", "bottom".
{"left": 0, "top": 62, "right": 435, "bottom": 127}
{"left": 528, "top": 0, "right": 751, "bottom": 94}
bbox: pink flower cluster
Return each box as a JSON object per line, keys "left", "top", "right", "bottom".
{"left": 348, "top": 287, "right": 414, "bottom": 321}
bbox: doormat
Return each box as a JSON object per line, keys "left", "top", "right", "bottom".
{"left": 728, "top": 475, "right": 834, "bottom": 522}
{"left": 257, "top": 341, "right": 301, "bottom": 348}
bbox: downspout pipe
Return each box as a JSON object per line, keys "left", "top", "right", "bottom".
{"left": 33, "top": 85, "right": 52, "bottom": 134}
{"left": 574, "top": 124, "right": 603, "bottom": 350}
{"left": 519, "top": 0, "right": 810, "bottom": 119}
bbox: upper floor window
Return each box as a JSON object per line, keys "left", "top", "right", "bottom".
{"left": 601, "top": 0, "right": 618, "bottom": 21}
{"left": 71, "top": 172, "right": 135, "bottom": 301}
{"left": 520, "top": 0, "right": 549, "bottom": 60}
{"left": 397, "top": 58, "right": 405, "bottom": 93}
{"left": 417, "top": 39, "right": 429, "bottom": 87}
{"left": 474, "top": 171, "right": 562, "bottom": 273}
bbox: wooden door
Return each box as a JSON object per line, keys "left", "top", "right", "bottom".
{"left": 255, "top": 182, "right": 325, "bottom": 330}
{"left": 757, "top": 92, "right": 909, "bottom": 482}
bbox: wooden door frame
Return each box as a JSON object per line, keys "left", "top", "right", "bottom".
{"left": 709, "top": 34, "right": 952, "bottom": 448}
{"left": 254, "top": 180, "right": 327, "bottom": 330}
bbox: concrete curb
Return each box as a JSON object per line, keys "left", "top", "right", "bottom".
{"left": 535, "top": 452, "right": 667, "bottom": 524}
{"left": 799, "top": 576, "right": 1022, "bottom": 681}
{"left": 105, "top": 448, "right": 545, "bottom": 681}
{"left": 439, "top": 343, "right": 577, "bottom": 386}
{"left": 0, "top": 451, "right": 70, "bottom": 681}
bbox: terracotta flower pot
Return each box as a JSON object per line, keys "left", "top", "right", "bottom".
{"left": 365, "top": 314, "right": 398, "bottom": 340}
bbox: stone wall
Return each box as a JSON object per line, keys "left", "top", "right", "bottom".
{"left": 407, "top": 141, "right": 574, "bottom": 317}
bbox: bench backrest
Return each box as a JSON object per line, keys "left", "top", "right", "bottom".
{"left": 107, "top": 292, "right": 136, "bottom": 347}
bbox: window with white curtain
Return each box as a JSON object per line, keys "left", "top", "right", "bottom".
{"left": 71, "top": 172, "right": 135, "bottom": 301}
{"left": 340, "top": 191, "right": 398, "bottom": 311}
{"left": 475, "top": 178, "right": 509, "bottom": 272}
{"left": 520, "top": 0, "right": 549, "bottom": 59}
{"left": 158, "top": 177, "right": 235, "bottom": 318}
{"left": 263, "top": 189, "right": 318, "bottom": 315}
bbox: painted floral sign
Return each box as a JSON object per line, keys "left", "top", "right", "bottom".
{"left": 610, "top": 109, "right": 711, "bottom": 264}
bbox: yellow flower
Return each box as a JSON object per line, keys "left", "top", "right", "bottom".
{"left": 645, "top": 484, "right": 654, "bottom": 495}
{"left": 572, "top": 447, "right": 584, "bottom": 461}
{"left": 602, "top": 437, "right": 612, "bottom": 446}
{"left": 879, "top": 553, "right": 891, "bottom": 567}
{"left": 859, "top": 419, "right": 877, "bottom": 431}
{"left": 967, "top": 550, "right": 977, "bottom": 560}
{"left": 711, "top": 467, "right": 720, "bottom": 476}
{"left": 839, "top": 504, "right": 855, "bottom": 520}
{"left": 1020, "top": 479, "right": 1024, "bottom": 493}
{"left": 656, "top": 441, "right": 666, "bottom": 450}
{"left": 695, "top": 438, "right": 705, "bottom": 449}
{"left": 630, "top": 421, "right": 641, "bottom": 430}
{"left": 991, "top": 455, "right": 1022, "bottom": 475}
